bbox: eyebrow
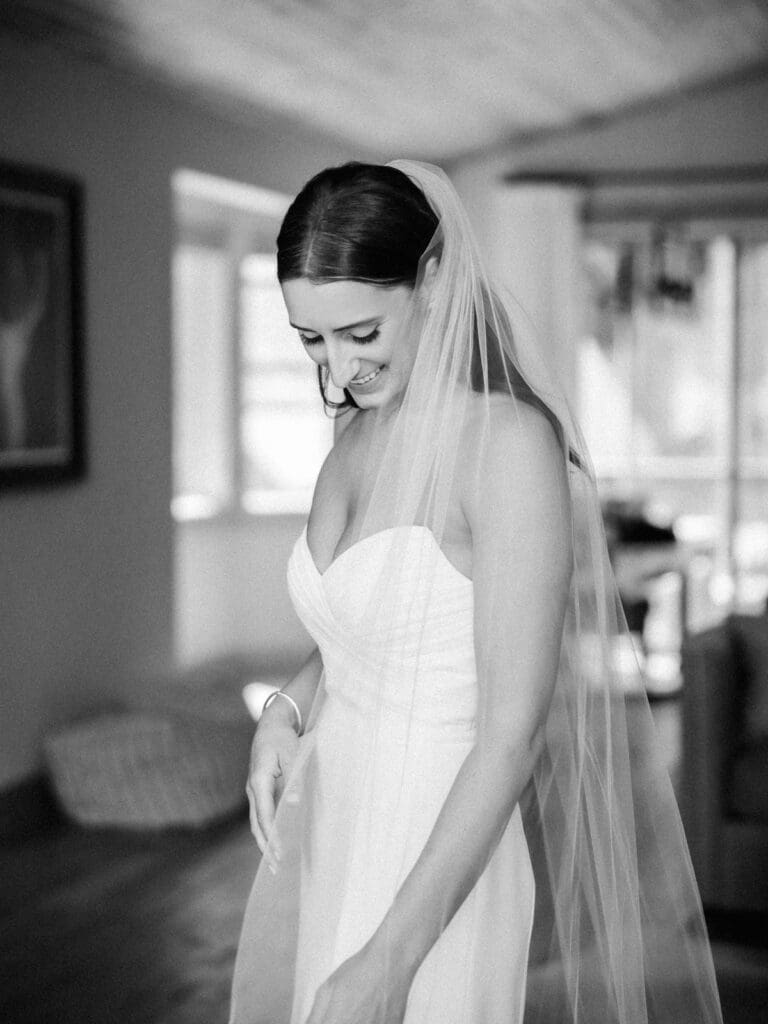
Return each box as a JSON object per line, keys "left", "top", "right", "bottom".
{"left": 289, "top": 316, "right": 382, "bottom": 333}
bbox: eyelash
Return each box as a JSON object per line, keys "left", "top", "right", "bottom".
{"left": 299, "top": 328, "right": 381, "bottom": 346}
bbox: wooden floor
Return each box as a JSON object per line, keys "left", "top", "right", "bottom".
{"left": 0, "top": 811, "right": 257, "bottom": 1024}
{"left": 1, "top": 806, "right": 767, "bottom": 1024}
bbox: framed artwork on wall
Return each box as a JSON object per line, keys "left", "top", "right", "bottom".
{"left": 0, "top": 161, "right": 85, "bottom": 486}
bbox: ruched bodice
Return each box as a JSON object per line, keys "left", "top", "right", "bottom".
{"left": 288, "top": 525, "right": 478, "bottom": 734}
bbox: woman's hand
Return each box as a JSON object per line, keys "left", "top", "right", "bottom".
{"left": 245, "top": 705, "right": 299, "bottom": 859}
{"left": 305, "top": 941, "right": 413, "bottom": 1024}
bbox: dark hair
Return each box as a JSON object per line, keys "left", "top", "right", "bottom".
{"left": 277, "top": 162, "right": 439, "bottom": 413}
{"left": 277, "top": 162, "right": 586, "bottom": 473}
{"left": 277, "top": 162, "right": 438, "bottom": 287}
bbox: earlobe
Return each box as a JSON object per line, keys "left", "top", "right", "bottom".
{"left": 422, "top": 255, "right": 440, "bottom": 310}
{"left": 424, "top": 255, "right": 439, "bottom": 291}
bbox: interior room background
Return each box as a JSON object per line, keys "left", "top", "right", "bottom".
{"left": 1, "top": 23, "right": 767, "bottom": 803}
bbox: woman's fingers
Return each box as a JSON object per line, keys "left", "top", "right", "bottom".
{"left": 253, "top": 769, "right": 276, "bottom": 840}
{"left": 246, "top": 780, "right": 269, "bottom": 852}
{"left": 246, "top": 731, "right": 299, "bottom": 864}
{"left": 251, "top": 768, "right": 283, "bottom": 870}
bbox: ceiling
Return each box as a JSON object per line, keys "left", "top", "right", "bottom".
{"left": 3, "top": 0, "right": 768, "bottom": 161}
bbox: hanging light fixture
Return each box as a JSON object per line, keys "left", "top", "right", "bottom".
{"left": 648, "top": 224, "right": 697, "bottom": 307}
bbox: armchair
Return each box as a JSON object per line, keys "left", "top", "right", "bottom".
{"left": 680, "top": 609, "right": 768, "bottom": 910}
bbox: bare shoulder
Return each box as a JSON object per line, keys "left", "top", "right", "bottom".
{"left": 458, "top": 392, "right": 569, "bottom": 521}
{"left": 460, "top": 391, "right": 565, "bottom": 472}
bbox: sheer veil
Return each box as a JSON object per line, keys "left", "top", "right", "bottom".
{"left": 229, "top": 160, "right": 723, "bottom": 1024}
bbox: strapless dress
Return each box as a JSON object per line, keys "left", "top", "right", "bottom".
{"left": 286, "top": 525, "right": 534, "bottom": 1024}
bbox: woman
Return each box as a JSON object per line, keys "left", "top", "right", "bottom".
{"left": 229, "top": 161, "right": 723, "bottom": 1024}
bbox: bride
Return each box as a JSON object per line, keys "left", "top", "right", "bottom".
{"left": 228, "top": 160, "right": 723, "bottom": 1024}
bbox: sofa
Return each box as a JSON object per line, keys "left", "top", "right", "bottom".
{"left": 680, "top": 607, "right": 768, "bottom": 910}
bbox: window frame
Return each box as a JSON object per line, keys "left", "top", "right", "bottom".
{"left": 579, "top": 214, "right": 768, "bottom": 597}
{"left": 171, "top": 171, "right": 333, "bottom": 523}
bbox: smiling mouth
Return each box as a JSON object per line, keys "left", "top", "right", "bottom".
{"left": 349, "top": 365, "right": 384, "bottom": 387}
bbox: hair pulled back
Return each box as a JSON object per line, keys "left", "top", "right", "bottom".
{"left": 277, "top": 162, "right": 438, "bottom": 412}
{"left": 276, "top": 162, "right": 438, "bottom": 287}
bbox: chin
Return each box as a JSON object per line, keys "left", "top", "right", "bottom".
{"left": 354, "top": 382, "right": 402, "bottom": 411}
{"left": 350, "top": 391, "right": 384, "bottom": 410}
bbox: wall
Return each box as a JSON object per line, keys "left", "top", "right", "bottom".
{"left": 0, "top": 33, "right": 370, "bottom": 790}
{"left": 175, "top": 515, "right": 315, "bottom": 671}
{"left": 449, "top": 177, "right": 583, "bottom": 408}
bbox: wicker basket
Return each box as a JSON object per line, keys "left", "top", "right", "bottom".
{"left": 44, "top": 711, "right": 252, "bottom": 829}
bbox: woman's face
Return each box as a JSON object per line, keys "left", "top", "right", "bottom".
{"left": 281, "top": 277, "right": 416, "bottom": 411}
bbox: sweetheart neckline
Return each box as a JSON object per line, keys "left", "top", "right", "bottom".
{"left": 299, "top": 524, "right": 473, "bottom": 586}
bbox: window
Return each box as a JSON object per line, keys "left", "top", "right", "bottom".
{"left": 239, "top": 254, "right": 333, "bottom": 513}
{"left": 578, "top": 219, "right": 768, "bottom": 626}
{"left": 171, "top": 170, "right": 333, "bottom": 520}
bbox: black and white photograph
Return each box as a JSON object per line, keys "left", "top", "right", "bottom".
{"left": 1, "top": 3, "right": 767, "bottom": 1024}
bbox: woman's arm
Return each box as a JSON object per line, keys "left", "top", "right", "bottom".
{"left": 257, "top": 646, "right": 323, "bottom": 734}
{"left": 375, "top": 403, "right": 573, "bottom": 974}
{"left": 256, "top": 404, "right": 354, "bottom": 739}
{"left": 248, "top": 646, "right": 323, "bottom": 854}
{"left": 256, "top": 410, "right": 355, "bottom": 762}
{"left": 251, "top": 409, "right": 358, "bottom": 856}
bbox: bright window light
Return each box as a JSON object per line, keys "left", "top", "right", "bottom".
{"left": 171, "top": 170, "right": 333, "bottom": 519}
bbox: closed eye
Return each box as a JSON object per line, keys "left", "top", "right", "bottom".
{"left": 350, "top": 328, "right": 380, "bottom": 344}
{"left": 298, "top": 327, "right": 380, "bottom": 346}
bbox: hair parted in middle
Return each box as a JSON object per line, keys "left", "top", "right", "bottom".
{"left": 277, "top": 162, "right": 442, "bottom": 414}
{"left": 276, "top": 161, "right": 440, "bottom": 288}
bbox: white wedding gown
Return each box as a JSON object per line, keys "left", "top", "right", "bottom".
{"left": 229, "top": 524, "right": 535, "bottom": 1024}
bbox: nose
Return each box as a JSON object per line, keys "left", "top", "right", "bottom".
{"left": 325, "top": 343, "right": 360, "bottom": 389}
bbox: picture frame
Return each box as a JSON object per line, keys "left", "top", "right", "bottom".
{"left": 0, "top": 161, "right": 85, "bottom": 486}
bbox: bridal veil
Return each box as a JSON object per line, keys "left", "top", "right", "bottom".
{"left": 229, "top": 159, "right": 723, "bottom": 1024}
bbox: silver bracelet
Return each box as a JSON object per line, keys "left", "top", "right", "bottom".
{"left": 261, "top": 689, "right": 303, "bottom": 736}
